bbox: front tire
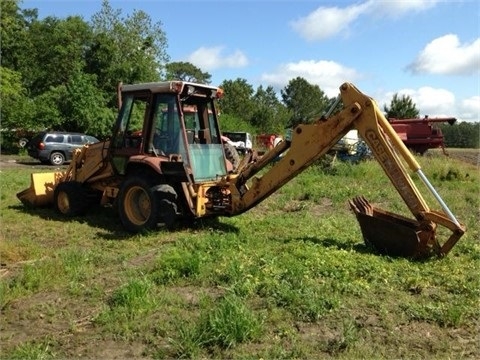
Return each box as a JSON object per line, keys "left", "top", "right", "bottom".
{"left": 54, "top": 181, "right": 90, "bottom": 216}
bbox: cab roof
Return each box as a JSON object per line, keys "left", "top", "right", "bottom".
{"left": 120, "top": 81, "right": 220, "bottom": 96}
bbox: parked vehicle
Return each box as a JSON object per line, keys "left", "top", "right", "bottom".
{"left": 27, "top": 131, "right": 99, "bottom": 165}
{"left": 330, "top": 129, "right": 372, "bottom": 163}
{"left": 255, "top": 133, "right": 283, "bottom": 156}
{"left": 388, "top": 116, "right": 456, "bottom": 155}
{"left": 222, "top": 131, "right": 253, "bottom": 154}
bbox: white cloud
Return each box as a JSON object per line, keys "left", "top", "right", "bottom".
{"left": 407, "top": 34, "right": 480, "bottom": 75}
{"left": 291, "top": 0, "right": 439, "bottom": 41}
{"left": 410, "top": 87, "right": 456, "bottom": 116}
{"left": 458, "top": 96, "right": 480, "bottom": 121}
{"left": 290, "top": 3, "right": 369, "bottom": 41}
{"left": 367, "top": 0, "right": 439, "bottom": 17}
{"left": 261, "top": 60, "right": 361, "bottom": 97}
{"left": 186, "top": 46, "right": 249, "bottom": 71}
{"left": 386, "top": 86, "right": 455, "bottom": 116}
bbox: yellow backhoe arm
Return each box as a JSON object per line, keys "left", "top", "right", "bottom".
{"left": 342, "top": 83, "right": 464, "bottom": 257}
{"left": 231, "top": 101, "right": 364, "bottom": 212}
{"left": 230, "top": 82, "right": 465, "bottom": 258}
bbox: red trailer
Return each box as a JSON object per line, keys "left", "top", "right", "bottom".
{"left": 388, "top": 116, "right": 456, "bottom": 155}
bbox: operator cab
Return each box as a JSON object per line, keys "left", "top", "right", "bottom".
{"left": 110, "top": 81, "right": 228, "bottom": 182}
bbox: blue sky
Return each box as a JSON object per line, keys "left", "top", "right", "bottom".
{"left": 22, "top": 0, "right": 480, "bottom": 122}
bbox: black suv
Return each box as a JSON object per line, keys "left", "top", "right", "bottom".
{"left": 27, "top": 131, "right": 99, "bottom": 165}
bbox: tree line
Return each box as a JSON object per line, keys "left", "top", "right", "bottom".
{"left": 1, "top": 0, "right": 478, "bottom": 152}
{"left": 440, "top": 122, "right": 479, "bottom": 149}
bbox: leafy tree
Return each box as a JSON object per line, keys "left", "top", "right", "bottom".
{"left": 60, "top": 71, "right": 116, "bottom": 138}
{"left": 251, "top": 85, "right": 289, "bottom": 133}
{"left": 87, "top": 0, "right": 169, "bottom": 104}
{"left": 384, "top": 93, "right": 419, "bottom": 119}
{"left": 31, "top": 87, "right": 66, "bottom": 130}
{"left": 8, "top": 14, "right": 109, "bottom": 134}
{"left": 165, "top": 61, "right": 211, "bottom": 84}
{"left": 0, "top": 0, "right": 37, "bottom": 70}
{"left": 217, "top": 114, "right": 256, "bottom": 135}
{"left": 218, "top": 78, "right": 255, "bottom": 122}
{"left": 281, "top": 77, "right": 330, "bottom": 127}
{"left": 324, "top": 95, "right": 344, "bottom": 117}
{"left": 2, "top": 0, "right": 171, "bottom": 140}
{"left": 22, "top": 15, "right": 93, "bottom": 96}
{"left": 1, "top": 67, "right": 29, "bottom": 128}
{"left": 26, "top": 70, "right": 115, "bottom": 138}
{"left": 0, "top": 67, "right": 36, "bottom": 151}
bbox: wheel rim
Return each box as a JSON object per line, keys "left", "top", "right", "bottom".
{"left": 124, "top": 186, "right": 152, "bottom": 225}
{"left": 51, "top": 153, "right": 64, "bottom": 165}
{"left": 57, "top": 190, "right": 70, "bottom": 214}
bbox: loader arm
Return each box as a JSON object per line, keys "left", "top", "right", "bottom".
{"left": 230, "top": 82, "right": 465, "bottom": 258}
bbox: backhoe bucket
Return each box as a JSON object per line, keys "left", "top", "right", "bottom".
{"left": 16, "top": 172, "right": 65, "bottom": 207}
{"left": 349, "top": 196, "right": 437, "bottom": 258}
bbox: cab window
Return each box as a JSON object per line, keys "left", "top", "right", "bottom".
{"left": 113, "top": 94, "right": 148, "bottom": 149}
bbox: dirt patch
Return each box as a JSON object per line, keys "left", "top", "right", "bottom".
{"left": 2, "top": 149, "right": 478, "bottom": 170}
{"left": 429, "top": 148, "right": 479, "bottom": 167}
{"left": 446, "top": 148, "right": 479, "bottom": 166}
{"left": 0, "top": 156, "right": 65, "bottom": 171}
{"left": 1, "top": 148, "right": 479, "bottom": 172}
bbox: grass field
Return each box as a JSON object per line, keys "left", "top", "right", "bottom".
{"left": 1, "top": 150, "right": 479, "bottom": 359}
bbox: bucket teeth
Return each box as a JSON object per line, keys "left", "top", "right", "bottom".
{"left": 349, "top": 196, "right": 373, "bottom": 216}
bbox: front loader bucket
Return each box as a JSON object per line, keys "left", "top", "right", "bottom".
{"left": 16, "top": 172, "right": 65, "bottom": 207}
{"left": 349, "top": 196, "right": 437, "bottom": 259}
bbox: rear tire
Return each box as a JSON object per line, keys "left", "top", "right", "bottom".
{"left": 50, "top": 151, "right": 65, "bottom": 166}
{"left": 158, "top": 199, "right": 177, "bottom": 228}
{"left": 117, "top": 176, "right": 159, "bottom": 232}
{"left": 223, "top": 143, "right": 240, "bottom": 172}
{"left": 154, "top": 184, "right": 178, "bottom": 229}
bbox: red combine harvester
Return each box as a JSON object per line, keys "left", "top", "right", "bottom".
{"left": 388, "top": 116, "right": 456, "bottom": 155}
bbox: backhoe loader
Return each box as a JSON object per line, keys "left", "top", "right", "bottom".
{"left": 17, "top": 81, "right": 465, "bottom": 258}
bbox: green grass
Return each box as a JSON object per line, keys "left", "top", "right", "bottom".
{"left": 1, "top": 153, "right": 479, "bottom": 359}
